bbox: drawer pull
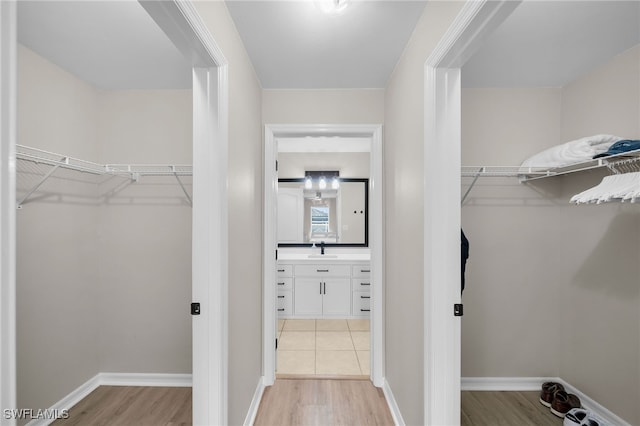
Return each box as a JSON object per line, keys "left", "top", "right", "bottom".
{"left": 277, "top": 282, "right": 285, "bottom": 285}
{"left": 278, "top": 295, "right": 285, "bottom": 298}
{"left": 277, "top": 269, "right": 285, "bottom": 272}
{"left": 360, "top": 295, "right": 370, "bottom": 299}
{"left": 278, "top": 308, "right": 285, "bottom": 312}
{"left": 360, "top": 282, "right": 370, "bottom": 286}
{"left": 361, "top": 269, "right": 371, "bottom": 273}
{"left": 360, "top": 309, "right": 371, "bottom": 312}
{"left": 316, "top": 269, "right": 329, "bottom": 272}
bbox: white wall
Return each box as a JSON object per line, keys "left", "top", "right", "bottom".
{"left": 96, "top": 90, "right": 192, "bottom": 374}
{"left": 461, "top": 88, "right": 564, "bottom": 378}
{"left": 383, "top": 2, "right": 464, "bottom": 424}
{"left": 263, "top": 89, "right": 384, "bottom": 124}
{"left": 17, "top": 44, "right": 101, "bottom": 417}
{"left": 461, "top": 44, "right": 640, "bottom": 424}
{"left": 16, "top": 44, "right": 194, "bottom": 418}
{"left": 192, "top": 2, "right": 264, "bottom": 424}
{"left": 559, "top": 44, "right": 640, "bottom": 425}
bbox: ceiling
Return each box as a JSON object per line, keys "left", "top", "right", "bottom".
{"left": 225, "top": 0, "right": 427, "bottom": 89}
{"left": 17, "top": 1, "right": 192, "bottom": 90}
{"left": 462, "top": 1, "right": 640, "bottom": 88}
{"left": 15, "top": 0, "right": 640, "bottom": 91}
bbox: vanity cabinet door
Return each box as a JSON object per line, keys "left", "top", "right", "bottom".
{"left": 294, "top": 278, "right": 323, "bottom": 316}
{"left": 322, "top": 278, "right": 351, "bottom": 316}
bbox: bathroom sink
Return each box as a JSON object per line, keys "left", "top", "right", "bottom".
{"left": 307, "top": 254, "right": 339, "bottom": 258}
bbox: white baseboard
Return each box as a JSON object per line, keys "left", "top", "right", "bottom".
{"left": 243, "top": 377, "right": 266, "bottom": 426}
{"left": 382, "top": 378, "right": 405, "bottom": 426}
{"left": 461, "top": 376, "right": 550, "bottom": 391}
{"left": 558, "top": 379, "right": 631, "bottom": 426}
{"left": 25, "top": 374, "right": 101, "bottom": 426}
{"left": 98, "top": 372, "right": 192, "bottom": 387}
{"left": 461, "top": 376, "right": 631, "bottom": 426}
{"left": 25, "top": 372, "right": 192, "bottom": 426}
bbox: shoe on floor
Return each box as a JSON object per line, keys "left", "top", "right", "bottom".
{"left": 563, "top": 408, "right": 610, "bottom": 426}
{"left": 551, "top": 390, "right": 581, "bottom": 417}
{"left": 540, "top": 381, "right": 565, "bottom": 407}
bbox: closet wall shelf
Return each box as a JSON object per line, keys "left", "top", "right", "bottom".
{"left": 463, "top": 148, "right": 640, "bottom": 181}
{"left": 16, "top": 144, "right": 193, "bottom": 208}
{"left": 17, "top": 145, "right": 193, "bottom": 177}
{"left": 462, "top": 148, "right": 640, "bottom": 204}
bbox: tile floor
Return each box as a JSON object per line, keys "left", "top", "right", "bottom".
{"left": 277, "top": 319, "right": 370, "bottom": 377}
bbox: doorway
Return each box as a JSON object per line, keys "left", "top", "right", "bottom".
{"left": 263, "top": 124, "right": 384, "bottom": 387}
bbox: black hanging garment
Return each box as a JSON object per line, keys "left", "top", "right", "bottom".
{"left": 461, "top": 229, "right": 469, "bottom": 293}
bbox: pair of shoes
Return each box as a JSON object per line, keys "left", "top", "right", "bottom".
{"left": 539, "top": 381, "right": 564, "bottom": 407}
{"left": 551, "top": 390, "right": 582, "bottom": 418}
{"left": 564, "top": 408, "right": 610, "bottom": 426}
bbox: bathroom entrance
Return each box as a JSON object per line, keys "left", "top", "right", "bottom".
{"left": 263, "top": 124, "right": 383, "bottom": 385}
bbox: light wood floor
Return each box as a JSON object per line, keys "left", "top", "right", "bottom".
{"left": 462, "top": 390, "right": 560, "bottom": 426}
{"left": 49, "top": 384, "right": 559, "bottom": 426}
{"left": 51, "top": 386, "right": 191, "bottom": 426}
{"left": 254, "top": 379, "right": 394, "bottom": 426}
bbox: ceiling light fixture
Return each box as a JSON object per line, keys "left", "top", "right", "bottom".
{"left": 315, "top": 0, "right": 350, "bottom": 14}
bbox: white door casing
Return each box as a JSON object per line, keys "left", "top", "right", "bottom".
{"left": 264, "top": 124, "right": 384, "bottom": 387}
{"left": 0, "top": 1, "right": 18, "bottom": 424}
{"left": 423, "top": 1, "right": 520, "bottom": 424}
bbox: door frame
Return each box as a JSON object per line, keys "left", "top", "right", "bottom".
{"left": 138, "top": 2, "right": 230, "bottom": 424}
{"left": 0, "top": 1, "right": 17, "bottom": 422}
{"left": 422, "top": 1, "right": 520, "bottom": 424}
{"left": 263, "top": 124, "right": 384, "bottom": 387}
{"left": 0, "top": 1, "right": 230, "bottom": 425}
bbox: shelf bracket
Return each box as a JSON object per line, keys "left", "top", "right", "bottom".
{"left": 17, "top": 157, "right": 66, "bottom": 209}
{"left": 173, "top": 167, "right": 193, "bottom": 207}
{"left": 461, "top": 167, "right": 484, "bottom": 205}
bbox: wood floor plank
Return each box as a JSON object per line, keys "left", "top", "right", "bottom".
{"left": 461, "top": 391, "right": 559, "bottom": 426}
{"left": 254, "top": 379, "right": 394, "bottom": 426}
{"left": 51, "top": 386, "right": 191, "bottom": 426}
{"left": 50, "top": 384, "right": 560, "bottom": 426}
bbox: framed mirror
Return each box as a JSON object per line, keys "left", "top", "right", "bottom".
{"left": 277, "top": 177, "right": 368, "bottom": 247}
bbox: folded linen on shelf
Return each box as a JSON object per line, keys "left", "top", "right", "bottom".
{"left": 521, "top": 134, "right": 622, "bottom": 169}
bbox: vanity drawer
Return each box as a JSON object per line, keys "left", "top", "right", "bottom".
{"left": 277, "top": 264, "right": 293, "bottom": 277}
{"left": 276, "top": 277, "right": 293, "bottom": 291}
{"left": 294, "top": 264, "right": 350, "bottom": 277}
{"left": 352, "top": 265, "right": 371, "bottom": 278}
{"left": 352, "top": 291, "right": 371, "bottom": 316}
{"left": 352, "top": 278, "right": 372, "bottom": 291}
{"left": 277, "top": 290, "right": 293, "bottom": 317}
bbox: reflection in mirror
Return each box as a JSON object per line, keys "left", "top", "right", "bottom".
{"left": 278, "top": 178, "right": 368, "bottom": 247}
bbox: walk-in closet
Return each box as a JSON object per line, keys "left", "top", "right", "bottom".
{"left": 460, "top": 2, "right": 640, "bottom": 423}
{"left": 16, "top": 1, "right": 193, "bottom": 419}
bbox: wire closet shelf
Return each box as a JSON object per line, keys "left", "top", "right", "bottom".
{"left": 17, "top": 144, "right": 193, "bottom": 178}
{"left": 461, "top": 148, "right": 640, "bottom": 204}
{"left": 16, "top": 144, "right": 193, "bottom": 208}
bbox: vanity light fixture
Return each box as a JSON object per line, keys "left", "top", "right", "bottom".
{"left": 304, "top": 170, "right": 340, "bottom": 190}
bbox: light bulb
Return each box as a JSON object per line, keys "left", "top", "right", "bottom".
{"left": 315, "top": 0, "right": 349, "bottom": 14}
{"left": 331, "top": 177, "right": 340, "bottom": 189}
{"left": 305, "top": 176, "right": 313, "bottom": 189}
{"left": 319, "top": 176, "right": 327, "bottom": 189}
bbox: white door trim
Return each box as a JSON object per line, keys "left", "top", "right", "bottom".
{"left": 263, "top": 124, "right": 384, "bottom": 387}
{"left": 141, "top": 2, "right": 230, "bottom": 425}
{"left": 423, "top": 1, "right": 520, "bottom": 424}
{"left": 1, "top": 1, "right": 230, "bottom": 424}
{"left": 0, "top": 1, "right": 17, "bottom": 423}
